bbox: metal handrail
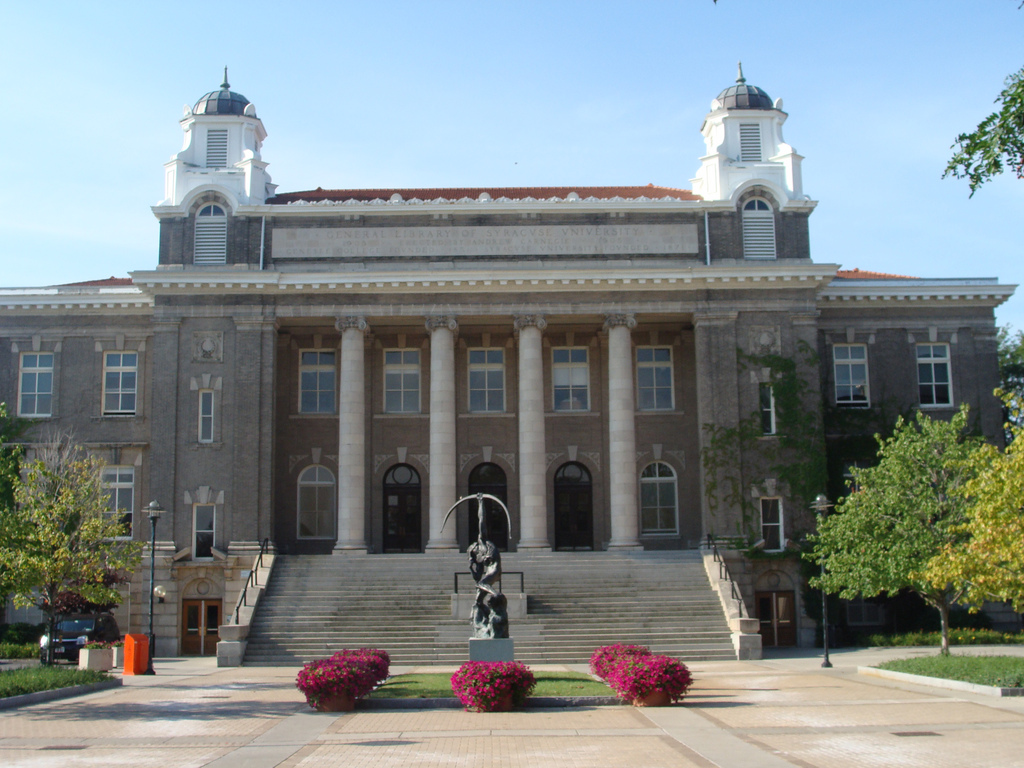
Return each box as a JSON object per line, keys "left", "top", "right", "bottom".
{"left": 234, "top": 538, "right": 271, "bottom": 624}
{"left": 706, "top": 534, "right": 745, "bottom": 618}
{"left": 454, "top": 570, "right": 525, "bottom": 594}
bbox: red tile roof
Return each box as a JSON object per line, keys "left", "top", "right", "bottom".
{"left": 836, "top": 268, "right": 917, "bottom": 280}
{"left": 269, "top": 184, "right": 700, "bottom": 204}
{"left": 59, "top": 277, "right": 134, "bottom": 287}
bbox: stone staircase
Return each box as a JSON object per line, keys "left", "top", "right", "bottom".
{"left": 242, "top": 550, "right": 736, "bottom": 665}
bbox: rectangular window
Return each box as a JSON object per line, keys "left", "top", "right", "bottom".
{"left": 552, "top": 347, "right": 589, "bottom": 411}
{"left": 846, "top": 596, "right": 886, "bottom": 626}
{"left": 198, "top": 389, "right": 214, "bottom": 443}
{"left": 639, "top": 463, "right": 678, "bottom": 534}
{"left": 761, "top": 497, "right": 783, "bottom": 551}
{"left": 739, "top": 123, "right": 762, "bottom": 162}
{"left": 299, "top": 350, "right": 335, "bottom": 413}
{"left": 917, "top": 343, "right": 952, "bottom": 406}
{"left": 103, "top": 352, "right": 138, "bottom": 415}
{"left": 468, "top": 348, "right": 505, "bottom": 412}
{"left": 102, "top": 466, "right": 134, "bottom": 538}
{"left": 834, "top": 344, "right": 869, "bottom": 407}
{"left": 637, "top": 347, "right": 673, "bottom": 410}
{"left": 19, "top": 352, "right": 53, "bottom": 417}
{"left": 759, "top": 383, "right": 776, "bottom": 435}
{"left": 384, "top": 349, "right": 420, "bottom": 413}
{"left": 193, "top": 504, "right": 215, "bottom": 559}
{"left": 206, "top": 129, "right": 228, "bottom": 167}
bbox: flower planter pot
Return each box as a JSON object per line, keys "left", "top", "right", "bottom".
{"left": 79, "top": 648, "right": 114, "bottom": 671}
{"left": 633, "top": 689, "right": 672, "bottom": 707}
{"left": 314, "top": 693, "right": 356, "bottom": 712}
{"left": 468, "top": 693, "right": 514, "bottom": 713}
{"left": 112, "top": 646, "right": 125, "bottom": 669}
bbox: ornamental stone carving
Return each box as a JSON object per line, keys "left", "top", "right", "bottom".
{"left": 192, "top": 332, "right": 223, "bottom": 362}
{"left": 335, "top": 316, "right": 369, "bottom": 333}
{"left": 513, "top": 314, "right": 547, "bottom": 332}
{"left": 603, "top": 313, "right": 637, "bottom": 331}
{"left": 425, "top": 316, "right": 458, "bottom": 333}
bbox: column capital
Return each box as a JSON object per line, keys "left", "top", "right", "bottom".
{"left": 425, "top": 315, "right": 458, "bottom": 333}
{"left": 513, "top": 314, "right": 547, "bottom": 333}
{"left": 603, "top": 313, "right": 637, "bottom": 331}
{"left": 335, "top": 316, "right": 370, "bottom": 334}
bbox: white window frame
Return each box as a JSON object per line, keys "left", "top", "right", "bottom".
{"left": 760, "top": 497, "right": 784, "bottom": 552}
{"left": 468, "top": 348, "right": 505, "bottom": 413}
{"left": 18, "top": 352, "right": 54, "bottom": 418}
{"left": 917, "top": 343, "right": 953, "bottom": 407}
{"left": 636, "top": 347, "right": 674, "bottom": 411}
{"left": 742, "top": 199, "right": 776, "bottom": 259}
{"left": 297, "top": 465, "right": 337, "bottom": 540}
{"left": 738, "top": 123, "right": 762, "bottom": 162}
{"left": 552, "top": 347, "right": 589, "bottom": 412}
{"left": 206, "top": 129, "right": 228, "bottom": 167}
{"left": 102, "top": 466, "right": 134, "bottom": 539}
{"left": 193, "top": 503, "right": 216, "bottom": 559}
{"left": 384, "top": 349, "right": 420, "bottom": 413}
{"left": 834, "top": 344, "right": 869, "bottom": 407}
{"left": 103, "top": 351, "right": 138, "bottom": 415}
{"left": 194, "top": 204, "right": 227, "bottom": 265}
{"left": 298, "top": 350, "right": 336, "bottom": 414}
{"left": 759, "top": 383, "right": 776, "bottom": 435}
{"left": 198, "top": 389, "right": 215, "bottom": 443}
{"left": 639, "top": 462, "right": 679, "bottom": 535}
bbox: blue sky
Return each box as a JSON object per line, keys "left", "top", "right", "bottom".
{"left": 2, "top": 1, "right": 1022, "bottom": 329}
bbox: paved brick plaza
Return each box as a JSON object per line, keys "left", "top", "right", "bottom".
{"left": 2, "top": 648, "right": 1023, "bottom": 767}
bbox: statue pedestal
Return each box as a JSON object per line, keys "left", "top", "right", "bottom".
{"left": 469, "top": 637, "right": 515, "bottom": 662}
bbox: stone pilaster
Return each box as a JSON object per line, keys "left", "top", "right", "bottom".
{"left": 514, "top": 315, "right": 551, "bottom": 550}
{"left": 425, "top": 316, "right": 459, "bottom": 549}
{"left": 605, "top": 313, "right": 641, "bottom": 548}
{"left": 334, "top": 317, "right": 370, "bottom": 552}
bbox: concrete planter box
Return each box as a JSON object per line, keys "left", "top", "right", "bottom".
{"left": 112, "top": 646, "right": 125, "bottom": 669}
{"left": 78, "top": 647, "right": 114, "bottom": 671}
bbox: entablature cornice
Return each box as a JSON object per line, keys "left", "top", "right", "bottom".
{"left": 819, "top": 278, "right": 1015, "bottom": 310}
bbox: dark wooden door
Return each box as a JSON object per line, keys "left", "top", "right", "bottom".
{"left": 181, "top": 599, "right": 221, "bottom": 656}
{"left": 756, "top": 591, "right": 797, "bottom": 647}
{"left": 383, "top": 464, "right": 422, "bottom": 552}
{"left": 554, "top": 462, "right": 593, "bottom": 550}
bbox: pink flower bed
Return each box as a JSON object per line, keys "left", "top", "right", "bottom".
{"left": 589, "top": 643, "right": 652, "bottom": 680}
{"left": 604, "top": 653, "right": 693, "bottom": 704}
{"left": 295, "top": 647, "right": 390, "bottom": 709}
{"left": 450, "top": 661, "right": 536, "bottom": 712}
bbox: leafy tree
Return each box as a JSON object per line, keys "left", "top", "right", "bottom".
{"left": 944, "top": 66, "right": 1024, "bottom": 196}
{"left": 0, "top": 403, "right": 27, "bottom": 615}
{"left": 809, "top": 407, "right": 982, "bottom": 655}
{"left": 998, "top": 328, "right": 1024, "bottom": 441}
{"left": 928, "top": 395, "right": 1024, "bottom": 612}
{"left": 0, "top": 434, "right": 142, "bottom": 663}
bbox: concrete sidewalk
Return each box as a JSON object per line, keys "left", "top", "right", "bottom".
{"left": 1, "top": 647, "right": 1023, "bottom": 767}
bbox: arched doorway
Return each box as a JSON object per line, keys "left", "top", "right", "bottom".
{"left": 467, "top": 463, "right": 508, "bottom": 550}
{"left": 554, "top": 462, "right": 593, "bottom": 550}
{"left": 383, "top": 464, "right": 421, "bottom": 552}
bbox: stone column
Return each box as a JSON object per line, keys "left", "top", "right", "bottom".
{"left": 514, "top": 315, "right": 551, "bottom": 550}
{"left": 694, "top": 312, "right": 741, "bottom": 539}
{"left": 334, "top": 317, "right": 370, "bottom": 552}
{"left": 605, "top": 314, "right": 641, "bottom": 548}
{"left": 425, "top": 316, "right": 459, "bottom": 549}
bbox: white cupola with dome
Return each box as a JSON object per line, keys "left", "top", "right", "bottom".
{"left": 159, "top": 69, "right": 275, "bottom": 208}
{"left": 691, "top": 64, "right": 807, "bottom": 207}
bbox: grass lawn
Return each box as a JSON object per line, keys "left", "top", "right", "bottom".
{"left": 0, "top": 666, "right": 110, "bottom": 699}
{"left": 877, "top": 655, "right": 1024, "bottom": 688}
{"left": 370, "top": 671, "right": 613, "bottom": 699}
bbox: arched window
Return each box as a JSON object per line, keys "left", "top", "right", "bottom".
{"left": 297, "top": 465, "right": 336, "bottom": 539}
{"left": 194, "top": 204, "right": 227, "bottom": 265}
{"left": 639, "top": 462, "right": 678, "bottom": 534}
{"left": 383, "top": 464, "right": 422, "bottom": 552}
{"left": 742, "top": 198, "right": 776, "bottom": 259}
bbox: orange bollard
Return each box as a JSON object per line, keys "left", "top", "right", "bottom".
{"left": 123, "top": 634, "right": 149, "bottom": 675}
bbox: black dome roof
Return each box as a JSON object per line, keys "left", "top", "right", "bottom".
{"left": 193, "top": 69, "right": 254, "bottom": 117}
{"left": 716, "top": 63, "right": 774, "bottom": 110}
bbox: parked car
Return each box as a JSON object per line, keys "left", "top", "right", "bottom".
{"left": 39, "top": 613, "right": 121, "bottom": 663}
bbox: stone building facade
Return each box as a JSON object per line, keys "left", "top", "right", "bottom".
{"left": 1, "top": 69, "right": 1013, "bottom": 654}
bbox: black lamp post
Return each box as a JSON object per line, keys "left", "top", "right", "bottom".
{"left": 811, "top": 493, "right": 834, "bottom": 668}
{"left": 144, "top": 500, "right": 163, "bottom": 675}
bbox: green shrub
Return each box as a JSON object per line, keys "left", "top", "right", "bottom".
{"left": 0, "top": 623, "right": 45, "bottom": 645}
{"left": 0, "top": 642, "right": 38, "bottom": 659}
{"left": 863, "top": 629, "right": 1024, "bottom": 647}
{"left": 0, "top": 667, "right": 108, "bottom": 699}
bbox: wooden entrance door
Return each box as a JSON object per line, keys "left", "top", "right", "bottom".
{"left": 756, "top": 591, "right": 797, "bottom": 647}
{"left": 181, "top": 599, "right": 221, "bottom": 656}
{"left": 554, "top": 462, "right": 593, "bottom": 550}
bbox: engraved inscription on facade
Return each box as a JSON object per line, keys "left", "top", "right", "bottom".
{"left": 273, "top": 224, "right": 698, "bottom": 259}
